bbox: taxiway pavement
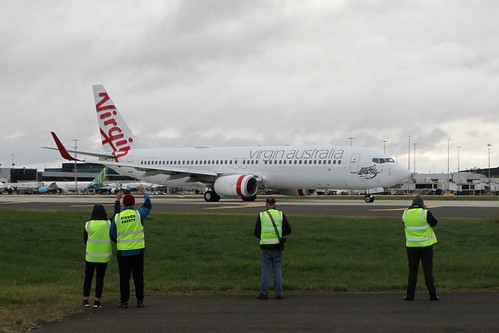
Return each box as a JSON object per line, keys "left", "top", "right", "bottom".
{"left": 33, "top": 293, "right": 499, "bottom": 332}
{"left": 0, "top": 195, "right": 498, "bottom": 219}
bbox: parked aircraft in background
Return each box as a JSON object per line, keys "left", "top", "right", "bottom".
{"left": 109, "top": 181, "right": 167, "bottom": 193}
{"left": 45, "top": 85, "right": 411, "bottom": 202}
{"left": 38, "top": 167, "right": 110, "bottom": 194}
{"left": 0, "top": 181, "right": 7, "bottom": 193}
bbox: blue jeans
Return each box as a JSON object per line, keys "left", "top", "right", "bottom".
{"left": 260, "top": 249, "right": 284, "bottom": 296}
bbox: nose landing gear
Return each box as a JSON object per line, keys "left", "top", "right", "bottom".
{"left": 364, "top": 194, "right": 374, "bottom": 203}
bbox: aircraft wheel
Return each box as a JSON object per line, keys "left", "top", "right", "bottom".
{"left": 364, "top": 194, "right": 375, "bottom": 203}
{"left": 204, "top": 190, "right": 221, "bottom": 202}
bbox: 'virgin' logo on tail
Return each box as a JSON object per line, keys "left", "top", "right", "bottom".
{"left": 96, "top": 92, "right": 133, "bottom": 161}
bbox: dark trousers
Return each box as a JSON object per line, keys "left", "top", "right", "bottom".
{"left": 83, "top": 261, "right": 108, "bottom": 298}
{"left": 117, "top": 252, "right": 144, "bottom": 302}
{"left": 406, "top": 246, "right": 437, "bottom": 298}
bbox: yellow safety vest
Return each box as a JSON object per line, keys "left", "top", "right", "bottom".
{"left": 85, "top": 219, "right": 112, "bottom": 263}
{"left": 115, "top": 210, "right": 145, "bottom": 251}
{"left": 402, "top": 208, "right": 437, "bottom": 247}
{"left": 259, "top": 209, "right": 283, "bottom": 246}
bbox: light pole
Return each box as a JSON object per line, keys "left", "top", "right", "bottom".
{"left": 408, "top": 136, "right": 411, "bottom": 171}
{"left": 447, "top": 139, "right": 450, "bottom": 190}
{"left": 11, "top": 154, "right": 14, "bottom": 167}
{"left": 413, "top": 143, "right": 418, "bottom": 174}
{"left": 487, "top": 144, "right": 492, "bottom": 192}
{"left": 383, "top": 140, "right": 388, "bottom": 154}
{"left": 73, "top": 139, "right": 78, "bottom": 192}
{"left": 348, "top": 137, "right": 354, "bottom": 147}
{"left": 457, "top": 146, "right": 461, "bottom": 172}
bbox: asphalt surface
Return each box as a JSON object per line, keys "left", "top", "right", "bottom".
{"left": 1, "top": 195, "right": 498, "bottom": 219}
{"left": 33, "top": 293, "right": 499, "bottom": 332}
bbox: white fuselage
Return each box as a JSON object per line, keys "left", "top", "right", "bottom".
{"left": 105, "top": 145, "right": 411, "bottom": 191}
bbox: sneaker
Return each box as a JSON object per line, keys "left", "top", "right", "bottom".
{"left": 119, "top": 301, "right": 128, "bottom": 309}
{"left": 276, "top": 295, "right": 284, "bottom": 300}
{"left": 83, "top": 299, "right": 90, "bottom": 307}
{"left": 430, "top": 296, "right": 439, "bottom": 301}
{"left": 137, "top": 300, "right": 145, "bottom": 308}
{"left": 93, "top": 300, "right": 102, "bottom": 308}
{"left": 255, "top": 293, "right": 268, "bottom": 300}
{"left": 403, "top": 297, "right": 414, "bottom": 301}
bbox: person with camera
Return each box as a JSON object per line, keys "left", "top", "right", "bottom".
{"left": 254, "top": 197, "right": 292, "bottom": 300}
{"left": 402, "top": 194, "right": 439, "bottom": 301}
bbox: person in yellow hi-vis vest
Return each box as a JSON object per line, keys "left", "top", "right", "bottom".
{"left": 402, "top": 195, "right": 439, "bottom": 301}
{"left": 82, "top": 204, "right": 112, "bottom": 308}
{"left": 254, "top": 197, "right": 292, "bottom": 300}
{"left": 111, "top": 185, "right": 152, "bottom": 309}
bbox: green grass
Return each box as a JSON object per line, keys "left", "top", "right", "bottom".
{"left": 0, "top": 210, "right": 498, "bottom": 332}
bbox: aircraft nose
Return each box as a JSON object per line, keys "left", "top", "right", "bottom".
{"left": 398, "top": 165, "right": 412, "bottom": 179}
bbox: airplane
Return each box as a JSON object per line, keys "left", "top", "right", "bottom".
{"left": 45, "top": 85, "right": 412, "bottom": 203}
{"left": 38, "top": 167, "right": 110, "bottom": 194}
{"left": 108, "top": 181, "right": 165, "bottom": 193}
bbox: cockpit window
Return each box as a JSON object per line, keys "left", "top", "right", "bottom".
{"left": 372, "top": 157, "right": 395, "bottom": 164}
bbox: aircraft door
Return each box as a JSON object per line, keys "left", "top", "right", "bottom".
{"left": 350, "top": 153, "right": 360, "bottom": 173}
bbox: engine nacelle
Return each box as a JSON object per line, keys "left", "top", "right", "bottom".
{"left": 213, "top": 175, "right": 258, "bottom": 198}
{"left": 278, "top": 189, "right": 316, "bottom": 196}
{"left": 38, "top": 187, "right": 49, "bottom": 194}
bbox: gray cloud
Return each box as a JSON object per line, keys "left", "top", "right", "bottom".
{"left": 0, "top": 0, "right": 497, "bottom": 173}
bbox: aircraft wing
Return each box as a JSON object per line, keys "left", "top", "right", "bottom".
{"left": 44, "top": 131, "right": 264, "bottom": 189}
{"left": 42, "top": 146, "right": 115, "bottom": 161}
{"left": 100, "top": 160, "right": 263, "bottom": 184}
{"left": 42, "top": 132, "right": 115, "bottom": 161}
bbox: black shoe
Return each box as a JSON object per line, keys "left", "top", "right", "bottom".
{"left": 137, "top": 300, "right": 145, "bottom": 308}
{"left": 430, "top": 296, "right": 439, "bottom": 301}
{"left": 255, "top": 293, "right": 268, "bottom": 300}
{"left": 403, "top": 296, "right": 414, "bottom": 301}
{"left": 119, "top": 301, "right": 128, "bottom": 308}
{"left": 276, "top": 295, "right": 284, "bottom": 300}
{"left": 83, "top": 299, "right": 90, "bottom": 307}
{"left": 93, "top": 300, "right": 102, "bottom": 308}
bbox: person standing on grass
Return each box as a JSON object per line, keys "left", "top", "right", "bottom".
{"left": 254, "top": 197, "right": 292, "bottom": 300}
{"left": 402, "top": 194, "right": 439, "bottom": 301}
{"left": 82, "top": 204, "right": 112, "bottom": 308}
{"left": 111, "top": 185, "right": 152, "bottom": 309}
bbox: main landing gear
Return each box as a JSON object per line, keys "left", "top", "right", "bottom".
{"left": 203, "top": 190, "right": 257, "bottom": 202}
{"left": 204, "top": 190, "right": 221, "bottom": 202}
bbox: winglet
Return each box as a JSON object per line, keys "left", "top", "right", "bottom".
{"left": 50, "top": 132, "right": 82, "bottom": 161}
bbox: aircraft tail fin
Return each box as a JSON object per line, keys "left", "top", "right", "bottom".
{"left": 89, "top": 167, "right": 108, "bottom": 187}
{"left": 92, "top": 85, "right": 153, "bottom": 161}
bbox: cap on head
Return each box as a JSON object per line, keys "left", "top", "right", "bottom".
{"left": 123, "top": 194, "right": 135, "bottom": 207}
{"left": 266, "top": 197, "right": 276, "bottom": 204}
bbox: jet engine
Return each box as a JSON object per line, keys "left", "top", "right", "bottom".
{"left": 213, "top": 175, "right": 258, "bottom": 198}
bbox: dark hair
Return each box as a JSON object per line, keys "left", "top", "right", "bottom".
{"left": 266, "top": 197, "right": 276, "bottom": 204}
{"left": 90, "top": 204, "right": 108, "bottom": 220}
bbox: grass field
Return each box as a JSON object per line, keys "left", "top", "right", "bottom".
{"left": 0, "top": 210, "right": 498, "bottom": 332}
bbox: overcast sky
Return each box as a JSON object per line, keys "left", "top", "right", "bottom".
{"left": 1, "top": 0, "right": 498, "bottom": 174}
